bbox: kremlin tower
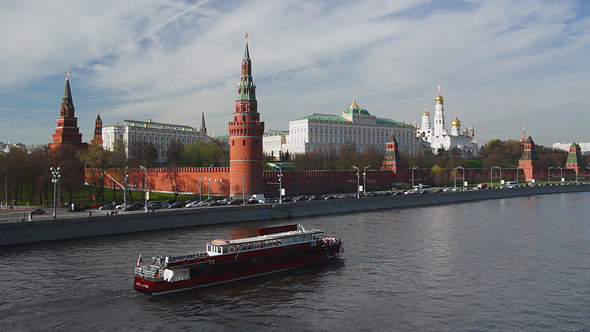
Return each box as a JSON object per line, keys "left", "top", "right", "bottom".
{"left": 381, "top": 133, "right": 401, "bottom": 174}
{"left": 90, "top": 114, "right": 103, "bottom": 146}
{"left": 519, "top": 135, "right": 540, "bottom": 181}
{"left": 228, "top": 34, "right": 265, "bottom": 197}
{"left": 49, "top": 71, "right": 88, "bottom": 151}
{"left": 565, "top": 142, "right": 582, "bottom": 176}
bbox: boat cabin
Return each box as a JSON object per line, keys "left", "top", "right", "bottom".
{"left": 206, "top": 224, "right": 325, "bottom": 256}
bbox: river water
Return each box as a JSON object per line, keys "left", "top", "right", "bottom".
{"left": 1, "top": 192, "right": 589, "bottom": 331}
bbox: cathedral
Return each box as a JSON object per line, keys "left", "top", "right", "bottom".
{"left": 416, "top": 87, "right": 478, "bottom": 156}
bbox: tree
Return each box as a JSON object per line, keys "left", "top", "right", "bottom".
{"left": 78, "top": 144, "right": 113, "bottom": 202}
{"left": 166, "top": 140, "right": 184, "bottom": 166}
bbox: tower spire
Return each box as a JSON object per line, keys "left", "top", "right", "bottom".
{"left": 200, "top": 112, "right": 207, "bottom": 135}
{"left": 61, "top": 71, "right": 74, "bottom": 118}
{"left": 229, "top": 35, "right": 265, "bottom": 197}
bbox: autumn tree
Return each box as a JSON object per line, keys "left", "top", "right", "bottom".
{"left": 78, "top": 144, "right": 113, "bottom": 202}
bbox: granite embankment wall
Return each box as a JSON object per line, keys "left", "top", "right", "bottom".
{"left": 1, "top": 184, "right": 589, "bottom": 247}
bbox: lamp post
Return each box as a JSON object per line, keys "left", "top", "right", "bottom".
{"left": 491, "top": 166, "right": 501, "bottom": 188}
{"left": 124, "top": 166, "right": 129, "bottom": 209}
{"left": 207, "top": 164, "right": 213, "bottom": 200}
{"left": 411, "top": 166, "right": 418, "bottom": 188}
{"left": 104, "top": 171, "right": 126, "bottom": 213}
{"left": 454, "top": 166, "right": 465, "bottom": 189}
{"left": 140, "top": 166, "right": 147, "bottom": 212}
{"left": 50, "top": 167, "right": 61, "bottom": 219}
{"left": 363, "top": 165, "right": 370, "bottom": 196}
{"left": 547, "top": 166, "right": 554, "bottom": 184}
{"left": 352, "top": 166, "right": 360, "bottom": 198}
{"left": 278, "top": 166, "right": 283, "bottom": 204}
{"left": 558, "top": 166, "right": 563, "bottom": 184}
{"left": 2, "top": 167, "right": 7, "bottom": 210}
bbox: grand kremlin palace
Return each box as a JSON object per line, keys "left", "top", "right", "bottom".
{"left": 263, "top": 100, "right": 426, "bottom": 157}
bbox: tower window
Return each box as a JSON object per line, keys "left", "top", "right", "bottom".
{"left": 243, "top": 139, "right": 246, "bottom": 145}
{"left": 232, "top": 140, "right": 234, "bottom": 146}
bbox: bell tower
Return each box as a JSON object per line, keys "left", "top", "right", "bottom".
{"left": 229, "top": 34, "right": 265, "bottom": 197}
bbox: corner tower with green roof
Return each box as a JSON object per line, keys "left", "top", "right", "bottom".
{"left": 565, "top": 142, "right": 582, "bottom": 175}
{"left": 229, "top": 34, "right": 265, "bottom": 197}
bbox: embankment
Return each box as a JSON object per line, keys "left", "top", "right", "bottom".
{"left": 1, "top": 184, "right": 588, "bottom": 247}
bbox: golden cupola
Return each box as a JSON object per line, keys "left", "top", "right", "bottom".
{"left": 451, "top": 115, "right": 461, "bottom": 127}
{"left": 435, "top": 85, "right": 444, "bottom": 104}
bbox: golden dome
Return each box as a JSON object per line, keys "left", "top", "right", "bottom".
{"left": 451, "top": 115, "right": 461, "bottom": 127}
{"left": 350, "top": 99, "right": 359, "bottom": 109}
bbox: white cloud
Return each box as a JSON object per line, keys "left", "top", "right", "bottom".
{"left": 0, "top": 0, "right": 588, "bottom": 147}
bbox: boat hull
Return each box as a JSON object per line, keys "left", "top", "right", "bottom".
{"left": 134, "top": 252, "right": 335, "bottom": 295}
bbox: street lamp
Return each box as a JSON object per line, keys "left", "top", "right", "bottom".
{"left": 547, "top": 166, "right": 554, "bottom": 184}
{"left": 454, "top": 166, "right": 465, "bottom": 189}
{"left": 104, "top": 171, "right": 126, "bottom": 213}
{"left": 363, "top": 165, "right": 370, "bottom": 196}
{"left": 278, "top": 166, "right": 283, "bottom": 204}
{"left": 50, "top": 167, "right": 62, "bottom": 219}
{"left": 411, "top": 166, "right": 418, "bottom": 188}
{"left": 352, "top": 166, "right": 360, "bottom": 198}
{"left": 2, "top": 167, "right": 7, "bottom": 210}
{"left": 558, "top": 166, "right": 563, "bottom": 184}
{"left": 124, "top": 166, "right": 129, "bottom": 209}
{"left": 491, "top": 166, "right": 501, "bottom": 188}
{"left": 207, "top": 164, "right": 213, "bottom": 200}
{"left": 140, "top": 166, "right": 148, "bottom": 212}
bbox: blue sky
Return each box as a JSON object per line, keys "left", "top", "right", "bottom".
{"left": 0, "top": 0, "right": 588, "bottom": 147}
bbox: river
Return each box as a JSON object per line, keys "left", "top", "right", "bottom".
{"left": 1, "top": 192, "right": 589, "bottom": 331}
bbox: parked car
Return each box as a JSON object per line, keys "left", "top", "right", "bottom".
{"left": 67, "top": 205, "right": 86, "bottom": 212}
{"left": 169, "top": 201, "right": 186, "bottom": 208}
{"left": 30, "top": 208, "right": 46, "bottom": 215}
{"left": 146, "top": 202, "right": 162, "bottom": 210}
{"left": 227, "top": 199, "right": 243, "bottom": 205}
{"left": 124, "top": 203, "right": 143, "bottom": 211}
{"left": 99, "top": 204, "right": 116, "bottom": 210}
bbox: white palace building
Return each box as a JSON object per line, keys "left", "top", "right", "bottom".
{"left": 263, "top": 100, "right": 427, "bottom": 157}
{"left": 102, "top": 118, "right": 212, "bottom": 163}
{"left": 416, "top": 87, "right": 478, "bottom": 156}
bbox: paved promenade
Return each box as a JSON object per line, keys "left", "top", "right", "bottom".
{"left": 1, "top": 184, "right": 589, "bottom": 247}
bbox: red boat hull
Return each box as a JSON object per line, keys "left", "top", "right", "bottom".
{"left": 135, "top": 243, "right": 338, "bottom": 295}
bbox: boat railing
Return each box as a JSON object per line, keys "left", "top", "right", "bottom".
{"left": 135, "top": 265, "right": 159, "bottom": 279}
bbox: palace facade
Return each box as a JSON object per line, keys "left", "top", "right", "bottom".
{"left": 263, "top": 100, "right": 426, "bottom": 157}
{"left": 102, "top": 118, "right": 212, "bottom": 163}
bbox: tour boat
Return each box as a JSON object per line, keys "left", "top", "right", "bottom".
{"left": 134, "top": 224, "right": 343, "bottom": 295}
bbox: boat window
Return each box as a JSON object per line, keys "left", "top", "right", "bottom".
{"left": 305, "top": 235, "right": 312, "bottom": 241}
{"left": 277, "top": 240, "right": 282, "bottom": 245}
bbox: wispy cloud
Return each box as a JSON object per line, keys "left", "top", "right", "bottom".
{"left": 0, "top": 0, "right": 588, "bottom": 146}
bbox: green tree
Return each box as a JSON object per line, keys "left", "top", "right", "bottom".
{"left": 78, "top": 144, "right": 113, "bottom": 202}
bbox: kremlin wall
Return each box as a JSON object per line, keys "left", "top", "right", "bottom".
{"left": 74, "top": 36, "right": 587, "bottom": 197}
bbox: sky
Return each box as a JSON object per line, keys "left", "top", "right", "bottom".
{"left": 0, "top": 0, "right": 588, "bottom": 148}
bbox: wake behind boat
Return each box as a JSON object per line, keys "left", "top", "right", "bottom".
{"left": 134, "top": 224, "right": 343, "bottom": 295}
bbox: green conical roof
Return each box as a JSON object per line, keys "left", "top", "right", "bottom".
{"left": 566, "top": 142, "right": 581, "bottom": 165}
{"left": 60, "top": 72, "right": 75, "bottom": 117}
